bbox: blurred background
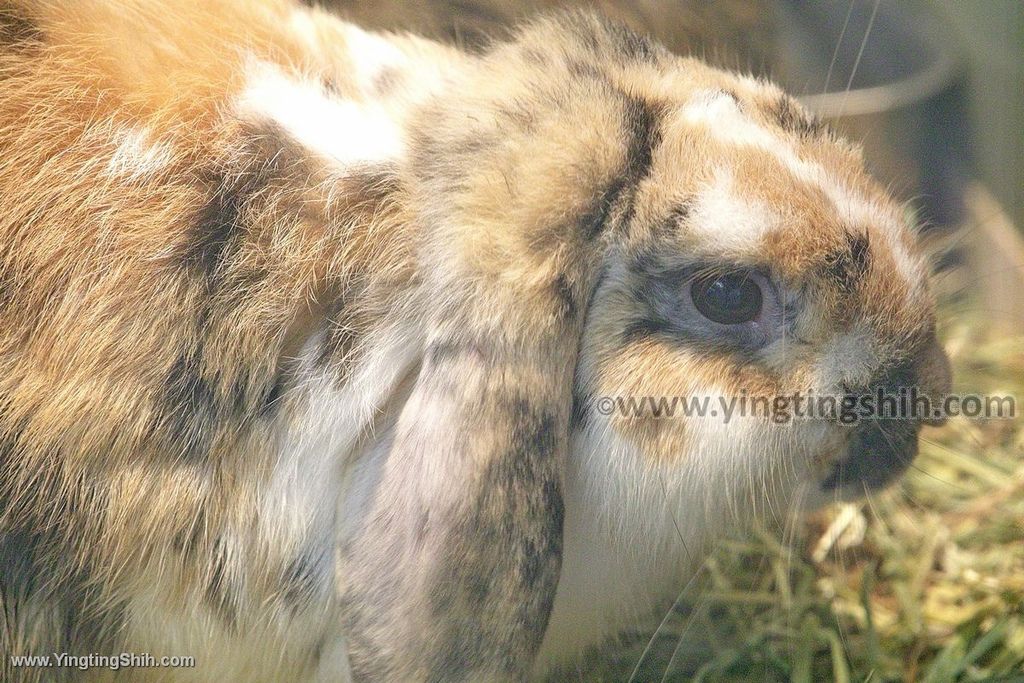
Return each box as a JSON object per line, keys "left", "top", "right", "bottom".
{"left": 315, "top": 1, "right": 1024, "bottom": 679}
{"left": 936, "top": 1, "right": 1023, "bottom": 235}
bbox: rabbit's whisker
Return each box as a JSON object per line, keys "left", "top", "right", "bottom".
{"left": 839, "top": 0, "right": 881, "bottom": 117}
{"left": 823, "top": 0, "right": 857, "bottom": 95}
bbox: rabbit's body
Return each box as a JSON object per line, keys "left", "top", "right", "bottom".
{"left": 0, "top": 1, "right": 950, "bottom": 681}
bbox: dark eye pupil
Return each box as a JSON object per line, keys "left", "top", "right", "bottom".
{"left": 691, "top": 272, "right": 763, "bottom": 324}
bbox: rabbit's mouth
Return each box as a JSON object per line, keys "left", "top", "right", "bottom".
{"left": 820, "top": 418, "right": 920, "bottom": 492}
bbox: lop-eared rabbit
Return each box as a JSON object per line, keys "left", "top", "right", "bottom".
{"left": 0, "top": 1, "right": 950, "bottom": 680}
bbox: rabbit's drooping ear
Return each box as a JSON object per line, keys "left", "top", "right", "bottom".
{"left": 338, "top": 268, "right": 603, "bottom": 679}
{"left": 338, "top": 72, "right": 651, "bottom": 678}
{"left": 338, "top": 224, "right": 612, "bottom": 679}
{"left": 339, "top": 313, "right": 579, "bottom": 681}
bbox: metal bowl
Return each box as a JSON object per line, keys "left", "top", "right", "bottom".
{"left": 775, "top": 0, "right": 970, "bottom": 231}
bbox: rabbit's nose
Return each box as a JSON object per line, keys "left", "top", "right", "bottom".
{"left": 823, "top": 351, "right": 944, "bottom": 492}
{"left": 822, "top": 418, "right": 919, "bottom": 491}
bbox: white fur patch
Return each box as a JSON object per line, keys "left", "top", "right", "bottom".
{"left": 880, "top": 223, "right": 928, "bottom": 290}
{"left": 683, "top": 90, "right": 775, "bottom": 149}
{"left": 266, "top": 323, "right": 420, "bottom": 553}
{"left": 537, "top": 391, "right": 816, "bottom": 671}
{"left": 105, "top": 128, "right": 172, "bottom": 180}
{"left": 690, "top": 168, "right": 776, "bottom": 252}
{"left": 289, "top": 11, "right": 322, "bottom": 53}
{"left": 243, "top": 322, "right": 418, "bottom": 680}
{"left": 817, "top": 323, "right": 880, "bottom": 389}
{"left": 238, "top": 61, "right": 403, "bottom": 170}
{"left": 341, "top": 24, "right": 409, "bottom": 94}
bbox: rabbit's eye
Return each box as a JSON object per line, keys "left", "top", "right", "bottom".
{"left": 690, "top": 272, "right": 763, "bottom": 324}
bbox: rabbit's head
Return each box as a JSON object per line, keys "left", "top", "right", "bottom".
{"left": 348, "top": 12, "right": 952, "bottom": 676}
{"left": 409, "top": 12, "right": 950, "bottom": 523}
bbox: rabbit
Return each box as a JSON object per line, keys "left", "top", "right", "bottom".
{"left": 0, "top": 0, "right": 951, "bottom": 681}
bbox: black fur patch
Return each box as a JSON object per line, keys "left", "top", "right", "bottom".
{"left": 768, "top": 95, "right": 825, "bottom": 138}
{"left": 552, "top": 273, "right": 577, "bottom": 320}
{"left": 163, "top": 344, "right": 221, "bottom": 463}
{"left": 426, "top": 399, "right": 564, "bottom": 680}
{"left": 165, "top": 130, "right": 304, "bottom": 458}
{"left": 162, "top": 334, "right": 282, "bottom": 462}
{"left": 160, "top": 308, "right": 287, "bottom": 462}
{"left": 205, "top": 538, "right": 238, "bottom": 628}
{"left": 599, "top": 17, "right": 661, "bottom": 64}
{"left": 183, "top": 139, "right": 288, "bottom": 290}
{"left": 184, "top": 175, "right": 257, "bottom": 289}
{"left": 0, "top": 527, "right": 127, "bottom": 675}
{"left": 616, "top": 96, "right": 663, "bottom": 229}
{"left": 824, "top": 233, "right": 871, "bottom": 293}
{"left": 656, "top": 200, "right": 695, "bottom": 239}
{"left": 578, "top": 176, "right": 627, "bottom": 240}
{"left": 282, "top": 546, "right": 330, "bottom": 610}
{"left": 578, "top": 95, "right": 663, "bottom": 239}
{"left": 0, "top": 7, "right": 42, "bottom": 50}
{"left": 622, "top": 96, "right": 662, "bottom": 189}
